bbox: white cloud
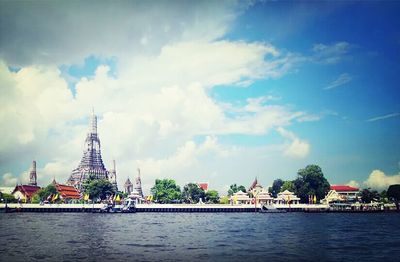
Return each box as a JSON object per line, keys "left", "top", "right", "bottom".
{"left": 276, "top": 127, "right": 310, "bottom": 158}
{"left": 312, "top": 42, "right": 351, "bottom": 64}
{"left": 0, "top": 1, "right": 240, "bottom": 66}
{"left": 324, "top": 73, "right": 352, "bottom": 90}
{"left": 363, "top": 170, "right": 400, "bottom": 190}
{"left": 347, "top": 180, "right": 360, "bottom": 188}
{"left": 1, "top": 173, "right": 18, "bottom": 187}
{"left": 367, "top": 112, "right": 400, "bottom": 122}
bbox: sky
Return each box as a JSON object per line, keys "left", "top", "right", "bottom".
{"left": 0, "top": 1, "right": 399, "bottom": 194}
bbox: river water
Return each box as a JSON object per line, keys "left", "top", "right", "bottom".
{"left": 1, "top": 212, "right": 399, "bottom": 261}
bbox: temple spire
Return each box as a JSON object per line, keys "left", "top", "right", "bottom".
{"left": 135, "top": 168, "right": 143, "bottom": 198}
{"left": 90, "top": 108, "right": 97, "bottom": 134}
{"left": 68, "top": 110, "right": 108, "bottom": 190}
{"left": 29, "top": 160, "right": 37, "bottom": 186}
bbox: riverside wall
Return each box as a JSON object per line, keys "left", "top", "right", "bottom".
{"left": 0, "top": 203, "right": 331, "bottom": 213}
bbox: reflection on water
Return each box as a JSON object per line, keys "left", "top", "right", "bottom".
{"left": 1, "top": 213, "right": 400, "bottom": 261}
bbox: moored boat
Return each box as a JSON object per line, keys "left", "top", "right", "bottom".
{"left": 259, "top": 204, "right": 286, "bottom": 213}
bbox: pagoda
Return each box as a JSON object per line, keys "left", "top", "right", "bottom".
{"left": 124, "top": 178, "right": 133, "bottom": 195}
{"left": 29, "top": 160, "right": 37, "bottom": 186}
{"left": 134, "top": 168, "right": 143, "bottom": 198}
{"left": 109, "top": 160, "right": 118, "bottom": 191}
{"left": 67, "top": 110, "right": 117, "bottom": 190}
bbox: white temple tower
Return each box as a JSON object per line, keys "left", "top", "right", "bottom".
{"left": 67, "top": 110, "right": 114, "bottom": 190}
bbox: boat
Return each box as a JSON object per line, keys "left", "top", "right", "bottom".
{"left": 259, "top": 204, "right": 286, "bottom": 213}
{"left": 99, "top": 199, "right": 136, "bottom": 213}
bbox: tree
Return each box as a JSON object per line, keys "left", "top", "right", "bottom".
{"left": 182, "top": 183, "right": 205, "bottom": 203}
{"left": 268, "top": 179, "right": 283, "bottom": 198}
{"left": 219, "top": 196, "right": 230, "bottom": 204}
{"left": 281, "top": 181, "right": 295, "bottom": 192}
{"left": 293, "top": 165, "right": 330, "bottom": 203}
{"left": 33, "top": 184, "right": 57, "bottom": 202}
{"left": 205, "top": 190, "right": 220, "bottom": 203}
{"left": 387, "top": 184, "right": 400, "bottom": 209}
{"left": 380, "top": 190, "right": 388, "bottom": 203}
{"left": 151, "top": 179, "right": 182, "bottom": 203}
{"left": 360, "top": 188, "right": 380, "bottom": 203}
{"left": 83, "top": 176, "right": 116, "bottom": 201}
{"left": 228, "top": 184, "right": 246, "bottom": 196}
{"left": 0, "top": 192, "right": 16, "bottom": 203}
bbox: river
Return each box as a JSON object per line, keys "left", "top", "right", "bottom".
{"left": 1, "top": 212, "right": 399, "bottom": 261}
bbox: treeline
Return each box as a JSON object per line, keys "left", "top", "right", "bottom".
{"left": 151, "top": 179, "right": 220, "bottom": 204}
{"left": 268, "top": 164, "right": 330, "bottom": 203}
{"left": 269, "top": 164, "right": 400, "bottom": 205}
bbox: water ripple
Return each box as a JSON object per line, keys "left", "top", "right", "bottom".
{"left": 1, "top": 212, "right": 400, "bottom": 261}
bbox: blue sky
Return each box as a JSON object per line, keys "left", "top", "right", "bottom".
{"left": 0, "top": 1, "right": 399, "bottom": 193}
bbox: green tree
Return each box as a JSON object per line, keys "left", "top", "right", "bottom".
{"left": 293, "top": 165, "right": 330, "bottom": 203}
{"left": 205, "top": 190, "right": 220, "bottom": 203}
{"left": 387, "top": 184, "right": 400, "bottom": 209}
{"left": 219, "top": 196, "right": 230, "bottom": 204}
{"left": 268, "top": 179, "right": 283, "bottom": 198}
{"left": 380, "top": 190, "right": 388, "bottom": 203}
{"left": 151, "top": 179, "right": 182, "bottom": 203}
{"left": 227, "top": 184, "right": 246, "bottom": 196}
{"left": 281, "top": 180, "right": 295, "bottom": 192}
{"left": 33, "top": 184, "right": 57, "bottom": 202}
{"left": 360, "top": 188, "right": 380, "bottom": 203}
{"left": 182, "top": 183, "right": 205, "bottom": 203}
{"left": 83, "top": 175, "right": 116, "bottom": 201}
{"left": 0, "top": 193, "right": 16, "bottom": 203}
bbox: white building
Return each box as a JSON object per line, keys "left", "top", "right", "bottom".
{"left": 275, "top": 190, "right": 300, "bottom": 205}
{"left": 322, "top": 185, "right": 360, "bottom": 204}
{"left": 230, "top": 191, "right": 251, "bottom": 205}
{"left": 256, "top": 189, "right": 274, "bottom": 205}
{"left": 128, "top": 188, "right": 143, "bottom": 204}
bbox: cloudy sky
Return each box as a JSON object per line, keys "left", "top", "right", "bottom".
{"left": 1, "top": 1, "right": 399, "bottom": 194}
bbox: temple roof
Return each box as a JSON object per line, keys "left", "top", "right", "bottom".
{"left": 331, "top": 185, "right": 359, "bottom": 192}
{"left": 197, "top": 182, "right": 209, "bottom": 191}
{"left": 12, "top": 185, "right": 41, "bottom": 198}
{"left": 54, "top": 183, "right": 81, "bottom": 199}
{"left": 248, "top": 177, "right": 262, "bottom": 191}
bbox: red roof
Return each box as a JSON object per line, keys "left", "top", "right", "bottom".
{"left": 249, "top": 177, "right": 262, "bottom": 191}
{"left": 12, "top": 185, "right": 41, "bottom": 198}
{"left": 197, "top": 182, "right": 209, "bottom": 191}
{"left": 331, "top": 185, "right": 359, "bottom": 192}
{"left": 55, "top": 183, "right": 81, "bottom": 199}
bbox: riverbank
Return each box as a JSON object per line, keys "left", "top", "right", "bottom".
{"left": 1, "top": 203, "right": 397, "bottom": 213}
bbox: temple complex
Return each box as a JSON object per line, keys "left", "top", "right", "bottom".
{"left": 12, "top": 161, "right": 41, "bottom": 202}
{"left": 67, "top": 110, "right": 117, "bottom": 191}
